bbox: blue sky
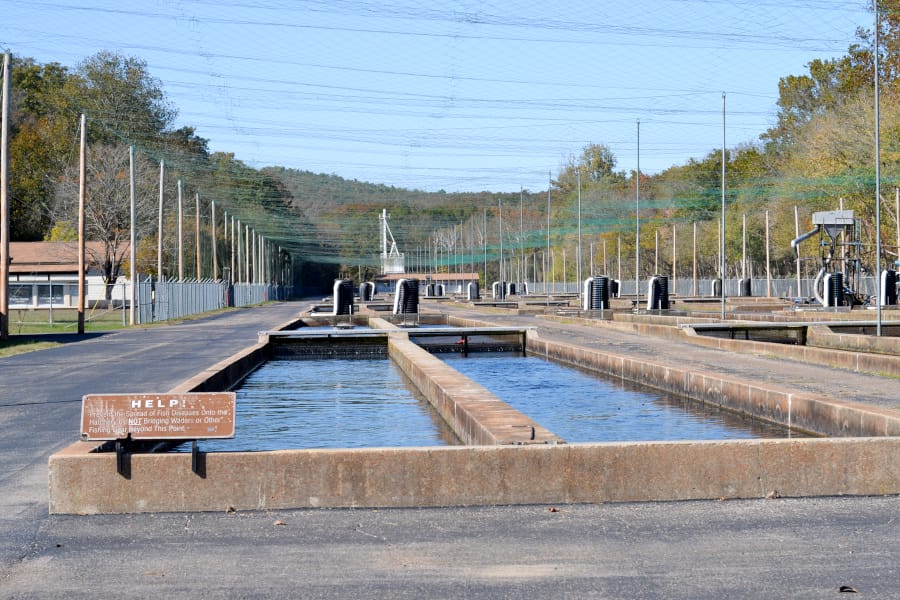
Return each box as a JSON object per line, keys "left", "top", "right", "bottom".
{"left": 3, "top": 1, "right": 874, "bottom": 193}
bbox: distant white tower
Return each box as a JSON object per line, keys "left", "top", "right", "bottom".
{"left": 380, "top": 209, "right": 405, "bottom": 274}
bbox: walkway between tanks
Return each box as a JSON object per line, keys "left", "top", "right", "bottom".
{"left": 437, "top": 304, "right": 899, "bottom": 411}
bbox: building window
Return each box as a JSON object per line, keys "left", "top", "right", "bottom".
{"left": 10, "top": 284, "right": 32, "bottom": 306}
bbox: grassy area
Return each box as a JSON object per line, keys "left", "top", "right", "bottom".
{"left": 0, "top": 339, "right": 63, "bottom": 358}
{"left": 1, "top": 303, "right": 267, "bottom": 357}
{"left": 5, "top": 307, "right": 129, "bottom": 335}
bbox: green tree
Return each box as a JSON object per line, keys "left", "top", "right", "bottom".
{"left": 68, "top": 51, "right": 175, "bottom": 147}
{"left": 8, "top": 57, "right": 75, "bottom": 240}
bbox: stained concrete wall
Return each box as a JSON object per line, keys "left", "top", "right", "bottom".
{"left": 387, "top": 334, "right": 562, "bottom": 446}
{"left": 48, "top": 437, "right": 900, "bottom": 514}
{"left": 524, "top": 330, "right": 900, "bottom": 438}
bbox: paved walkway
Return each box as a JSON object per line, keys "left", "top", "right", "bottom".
{"left": 437, "top": 304, "right": 900, "bottom": 410}
{"left": 1, "top": 301, "right": 898, "bottom": 598}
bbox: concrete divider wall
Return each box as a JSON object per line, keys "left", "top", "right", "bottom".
{"left": 683, "top": 329, "right": 900, "bottom": 377}
{"left": 807, "top": 326, "right": 900, "bottom": 357}
{"left": 387, "top": 334, "right": 561, "bottom": 446}
{"left": 525, "top": 332, "right": 900, "bottom": 438}
{"left": 48, "top": 437, "right": 900, "bottom": 514}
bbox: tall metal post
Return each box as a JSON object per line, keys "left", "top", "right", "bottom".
{"left": 483, "top": 208, "right": 487, "bottom": 287}
{"left": 0, "top": 52, "right": 10, "bottom": 340}
{"left": 157, "top": 160, "right": 164, "bottom": 281}
{"left": 546, "top": 170, "right": 551, "bottom": 301}
{"left": 177, "top": 179, "right": 183, "bottom": 281}
{"left": 692, "top": 222, "right": 698, "bottom": 297}
{"left": 635, "top": 120, "right": 641, "bottom": 308}
{"left": 77, "top": 114, "right": 86, "bottom": 334}
{"left": 874, "top": 0, "right": 883, "bottom": 335}
{"left": 672, "top": 224, "right": 677, "bottom": 295}
{"left": 129, "top": 145, "right": 136, "bottom": 325}
{"left": 211, "top": 201, "right": 218, "bottom": 281}
{"left": 195, "top": 193, "right": 201, "bottom": 280}
{"left": 720, "top": 93, "right": 727, "bottom": 320}
{"left": 498, "top": 199, "right": 503, "bottom": 282}
{"left": 577, "top": 169, "right": 582, "bottom": 294}
{"left": 519, "top": 186, "right": 524, "bottom": 287}
{"left": 765, "top": 209, "right": 772, "bottom": 297}
{"left": 230, "top": 215, "right": 235, "bottom": 283}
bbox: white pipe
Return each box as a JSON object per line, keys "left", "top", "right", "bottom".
{"left": 791, "top": 227, "right": 819, "bottom": 249}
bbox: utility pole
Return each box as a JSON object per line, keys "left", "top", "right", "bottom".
{"left": 77, "top": 114, "right": 86, "bottom": 334}
{"left": 177, "top": 179, "right": 184, "bottom": 281}
{"left": 546, "top": 170, "right": 551, "bottom": 301}
{"left": 577, "top": 169, "right": 582, "bottom": 292}
{"left": 720, "top": 93, "right": 727, "bottom": 320}
{"left": 635, "top": 120, "right": 641, "bottom": 308}
{"left": 211, "top": 201, "right": 218, "bottom": 281}
{"left": 129, "top": 145, "right": 136, "bottom": 325}
{"left": 195, "top": 193, "right": 201, "bottom": 280}
{"left": 157, "top": 160, "right": 164, "bottom": 282}
{"left": 0, "top": 52, "right": 10, "bottom": 340}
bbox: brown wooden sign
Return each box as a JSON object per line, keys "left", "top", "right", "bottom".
{"left": 81, "top": 393, "right": 236, "bottom": 441}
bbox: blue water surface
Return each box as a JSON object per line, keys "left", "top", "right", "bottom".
{"left": 442, "top": 354, "right": 803, "bottom": 442}
{"left": 199, "top": 358, "right": 458, "bottom": 451}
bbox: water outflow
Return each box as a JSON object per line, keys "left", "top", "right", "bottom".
{"left": 583, "top": 276, "right": 610, "bottom": 310}
{"left": 198, "top": 358, "right": 458, "bottom": 451}
{"left": 393, "top": 278, "right": 419, "bottom": 314}
{"left": 443, "top": 354, "right": 804, "bottom": 442}
{"left": 332, "top": 279, "right": 353, "bottom": 315}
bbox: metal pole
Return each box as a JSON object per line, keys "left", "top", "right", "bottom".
{"left": 77, "top": 114, "right": 86, "bottom": 334}
{"left": 546, "top": 170, "right": 551, "bottom": 302}
{"left": 603, "top": 239, "right": 608, "bottom": 275}
{"left": 617, "top": 234, "right": 621, "bottom": 283}
{"left": 195, "top": 193, "right": 201, "bottom": 280}
{"left": 157, "top": 160, "right": 164, "bottom": 282}
{"left": 720, "top": 93, "right": 726, "bottom": 320}
{"left": 742, "top": 212, "right": 747, "bottom": 280}
{"left": 794, "top": 206, "right": 802, "bottom": 298}
{"left": 765, "top": 209, "right": 772, "bottom": 297}
{"left": 128, "top": 145, "right": 136, "bottom": 325}
{"left": 635, "top": 120, "right": 641, "bottom": 308}
{"left": 654, "top": 229, "right": 659, "bottom": 274}
{"left": 672, "top": 224, "right": 677, "bottom": 296}
{"left": 230, "top": 214, "right": 235, "bottom": 284}
{"left": 211, "top": 201, "right": 218, "bottom": 281}
{"left": 577, "top": 169, "right": 582, "bottom": 294}
{"left": 483, "top": 208, "right": 487, "bottom": 287}
{"left": 692, "top": 221, "right": 698, "bottom": 296}
{"left": 498, "top": 199, "right": 503, "bottom": 283}
{"left": 0, "top": 52, "right": 10, "bottom": 340}
{"left": 520, "top": 186, "right": 524, "bottom": 287}
{"left": 874, "top": 0, "right": 882, "bottom": 335}
{"left": 177, "top": 179, "right": 183, "bottom": 281}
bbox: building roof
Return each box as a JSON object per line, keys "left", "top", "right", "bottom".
{"left": 8, "top": 241, "right": 119, "bottom": 274}
{"left": 375, "top": 272, "right": 479, "bottom": 282}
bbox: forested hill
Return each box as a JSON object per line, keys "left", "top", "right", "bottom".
{"left": 262, "top": 166, "right": 535, "bottom": 264}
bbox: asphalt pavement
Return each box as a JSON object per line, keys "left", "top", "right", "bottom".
{"left": 1, "top": 301, "right": 898, "bottom": 599}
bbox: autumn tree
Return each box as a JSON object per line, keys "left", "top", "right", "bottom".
{"left": 51, "top": 144, "right": 161, "bottom": 299}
